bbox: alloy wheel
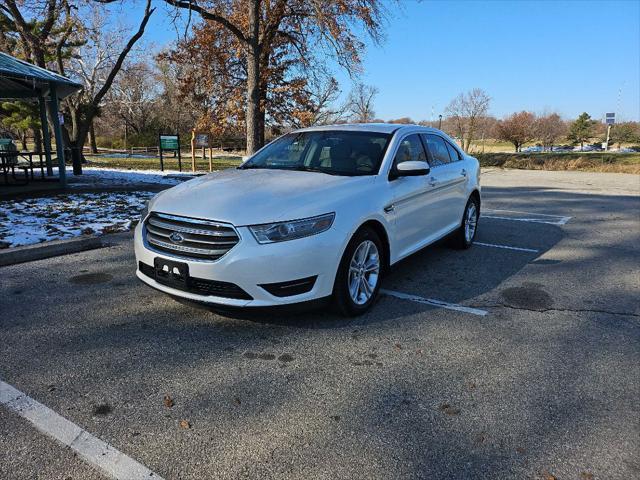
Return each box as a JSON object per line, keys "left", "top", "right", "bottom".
{"left": 464, "top": 202, "right": 478, "bottom": 243}
{"left": 348, "top": 240, "right": 380, "bottom": 305}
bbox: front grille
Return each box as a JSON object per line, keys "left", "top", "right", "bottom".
{"left": 138, "top": 262, "right": 252, "bottom": 300}
{"left": 144, "top": 212, "right": 240, "bottom": 261}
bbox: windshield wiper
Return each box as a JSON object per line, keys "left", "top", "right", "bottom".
{"left": 290, "top": 166, "right": 340, "bottom": 176}
{"left": 238, "top": 164, "right": 265, "bottom": 170}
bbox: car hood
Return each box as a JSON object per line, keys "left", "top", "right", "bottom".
{"left": 149, "top": 168, "right": 373, "bottom": 226}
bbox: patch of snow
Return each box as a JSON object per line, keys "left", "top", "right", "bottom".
{"left": 0, "top": 191, "right": 156, "bottom": 248}
{"left": 53, "top": 166, "right": 202, "bottom": 187}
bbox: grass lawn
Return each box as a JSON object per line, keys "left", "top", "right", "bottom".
{"left": 82, "top": 151, "right": 640, "bottom": 175}
{"left": 84, "top": 154, "right": 243, "bottom": 172}
{"left": 476, "top": 152, "right": 640, "bottom": 174}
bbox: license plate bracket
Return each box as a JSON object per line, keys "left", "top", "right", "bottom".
{"left": 154, "top": 257, "right": 189, "bottom": 290}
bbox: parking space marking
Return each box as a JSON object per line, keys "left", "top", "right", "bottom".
{"left": 482, "top": 208, "right": 571, "bottom": 225}
{"left": 0, "top": 380, "right": 162, "bottom": 480}
{"left": 475, "top": 242, "right": 539, "bottom": 253}
{"left": 381, "top": 289, "right": 488, "bottom": 316}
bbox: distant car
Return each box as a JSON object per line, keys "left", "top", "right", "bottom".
{"left": 521, "top": 146, "right": 543, "bottom": 153}
{"left": 134, "top": 124, "right": 481, "bottom": 316}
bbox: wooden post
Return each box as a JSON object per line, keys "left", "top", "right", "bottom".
{"left": 158, "top": 133, "right": 164, "bottom": 171}
{"left": 49, "top": 83, "right": 66, "bottom": 187}
{"left": 177, "top": 133, "right": 182, "bottom": 172}
{"left": 209, "top": 147, "right": 213, "bottom": 172}
{"left": 190, "top": 130, "right": 196, "bottom": 172}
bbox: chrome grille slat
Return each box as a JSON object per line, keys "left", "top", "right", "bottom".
{"left": 147, "top": 217, "right": 232, "bottom": 236}
{"left": 144, "top": 212, "right": 240, "bottom": 261}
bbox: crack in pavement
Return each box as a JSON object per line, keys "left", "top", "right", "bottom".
{"left": 472, "top": 302, "right": 640, "bottom": 319}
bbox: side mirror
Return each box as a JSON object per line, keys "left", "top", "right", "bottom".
{"left": 394, "top": 160, "right": 430, "bottom": 178}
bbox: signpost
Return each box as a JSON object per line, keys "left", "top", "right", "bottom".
{"left": 195, "top": 133, "right": 211, "bottom": 172}
{"left": 191, "top": 131, "right": 213, "bottom": 172}
{"left": 604, "top": 113, "right": 615, "bottom": 151}
{"left": 159, "top": 134, "right": 181, "bottom": 171}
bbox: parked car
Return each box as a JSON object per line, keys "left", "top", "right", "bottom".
{"left": 134, "top": 124, "right": 481, "bottom": 316}
{"left": 552, "top": 145, "right": 573, "bottom": 152}
{"left": 521, "top": 146, "right": 543, "bottom": 153}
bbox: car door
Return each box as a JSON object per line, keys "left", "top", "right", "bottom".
{"left": 387, "top": 133, "right": 440, "bottom": 258}
{"left": 421, "top": 134, "right": 468, "bottom": 233}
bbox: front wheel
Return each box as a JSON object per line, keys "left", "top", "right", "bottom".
{"left": 452, "top": 196, "right": 479, "bottom": 249}
{"left": 333, "top": 227, "right": 383, "bottom": 316}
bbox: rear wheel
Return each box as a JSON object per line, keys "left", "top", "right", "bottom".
{"left": 333, "top": 227, "right": 383, "bottom": 316}
{"left": 452, "top": 196, "right": 479, "bottom": 249}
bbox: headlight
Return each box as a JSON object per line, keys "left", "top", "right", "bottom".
{"left": 139, "top": 201, "right": 150, "bottom": 223}
{"left": 249, "top": 213, "right": 335, "bottom": 244}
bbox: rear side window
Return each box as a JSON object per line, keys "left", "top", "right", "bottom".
{"left": 422, "top": 134, "right": 451, "bottom": 166}
{"left": 446, "top": 141, "right": 462, "bottom": 162}
{"left": 393, "top": 134, "right": 427, "bottom": 167}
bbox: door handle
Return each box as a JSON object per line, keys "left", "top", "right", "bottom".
{"left": 428, "top": 176, "right": 438, "bottom": 187}
{"left": 461, "top": 169, "right": 467, "bottom": 177}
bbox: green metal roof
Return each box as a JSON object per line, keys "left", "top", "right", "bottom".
{"left": 0, "top": 52, "right": 82, "bottom": 100}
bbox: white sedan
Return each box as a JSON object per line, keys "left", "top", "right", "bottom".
{"left": 134, "top": 124, "right": 481, "bottom": 316}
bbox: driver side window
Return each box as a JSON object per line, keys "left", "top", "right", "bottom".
{"left": 393, "top": 134, "right": 427, "bottom": 168}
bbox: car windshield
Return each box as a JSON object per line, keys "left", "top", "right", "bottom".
{"left": 239, "top": 130, "right": 392, "bottom": 176}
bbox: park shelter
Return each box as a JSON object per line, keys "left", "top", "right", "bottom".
{"left": 0, "top": 52, "right": 82, "bottom": 187}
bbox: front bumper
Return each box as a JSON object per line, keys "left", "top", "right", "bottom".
{"left": 134, "top": 222, "right": 344, "bottom": 307}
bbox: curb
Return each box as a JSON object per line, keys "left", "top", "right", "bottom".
{"left": 0, "top": 231, "right": 133, "bottom": 267}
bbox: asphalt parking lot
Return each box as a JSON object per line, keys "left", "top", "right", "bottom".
{"left": 1, "top": 169, "right": 639, "bottom": 480}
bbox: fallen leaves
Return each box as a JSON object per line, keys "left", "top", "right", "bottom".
{"left": 163, "top": 395, "right": 174, "bottom": 408}
{"left": 438, "top": 403, "right": 461, "bottom": 416}
{"left": 179, "top": 420, "right": 191, "bottom": 429}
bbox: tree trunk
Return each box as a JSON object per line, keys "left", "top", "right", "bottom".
{"left": 33, "top": 128, "right": 42, "bottom": 153}
{"left": 245, "top": 0, "right": 262, "bottom": 155}
{"left": 20, "top": 132, "right": 27, "bottom": 150}
{"left": 88, "top": 122, "right": 98, "bottom": 153}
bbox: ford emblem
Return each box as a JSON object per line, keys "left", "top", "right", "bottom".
{"left": 169, "top": 232, "right": 184, "bottom": 244}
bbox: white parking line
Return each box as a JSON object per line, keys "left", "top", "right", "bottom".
{"left": 0, "top": 380, "right": 162, "bottom": 480}
{"left": 482, "top": 208, "right": 571, "bottom": 225}
{"left": 380, "top": 289, "right": 488, "bottom": 316}
{"left": 475, "top": 242, "right": 539, "bottom": 253}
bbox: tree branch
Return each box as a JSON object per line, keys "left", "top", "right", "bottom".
{"left": 162, "top": 0, "right": 247, "bottom": 45}
{"left": 92, "top": 0, "right": 155, "bottom": 108}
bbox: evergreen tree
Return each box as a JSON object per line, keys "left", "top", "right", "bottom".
{"left": 567, "top": 112, "right": 596, "bottom": 150}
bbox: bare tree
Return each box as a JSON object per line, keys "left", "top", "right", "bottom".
{"left": 388, "top": 117, "right": 415, "bottom": 124}
{"left": 110, "top": 62, "right": 160, "bottom": 135}
{"left": 497, "top": 111, "right": 537, "bottom": 152}
{"left": 61, "top": 1, "right": 155, "bottom": 164}
{"left": 290, "top": 76, "right": 342, "bottom": 127}
{"left": 345, "top": 83, "right": 379, "bottom": 123}
{"left": 535, "top": 113, "right": 566, "bottom": 151}
{"left": 445, "top": 88, "right": 491, "bottom": 152}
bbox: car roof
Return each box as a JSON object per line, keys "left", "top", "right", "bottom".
{"left": 296, "top": 123, "right": 442, "bottom": 135}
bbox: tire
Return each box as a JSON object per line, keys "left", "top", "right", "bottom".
{"left": 333, "top": 227, "right": 384, "bottom": 316}
{"left": 452, "top": 196, "right": 479, "bottom": 249}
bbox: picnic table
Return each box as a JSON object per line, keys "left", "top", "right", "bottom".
{"left": 0, "top": 150, "right": 46, "bottom": 186}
